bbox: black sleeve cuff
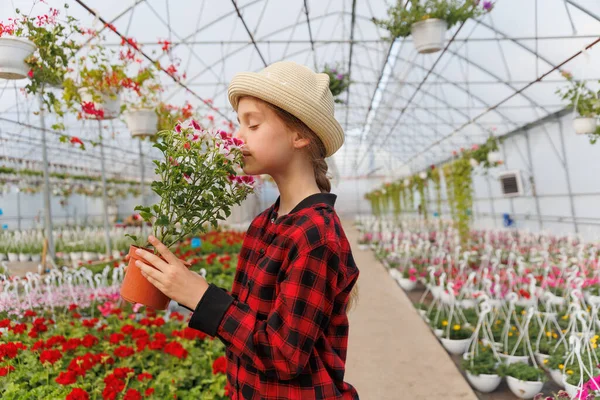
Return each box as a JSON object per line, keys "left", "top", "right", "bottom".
{"left": 177, "top": 303, "right": 194, "bottom": 312}
{"left": 188, "top": 283, "right": 234, "bottom": 337}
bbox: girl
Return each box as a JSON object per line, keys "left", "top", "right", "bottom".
{"left": 134, "top": 61, "right": 360, "bottom": 400}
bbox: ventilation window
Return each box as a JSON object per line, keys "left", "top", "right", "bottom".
{"left": 498, "top": 171, "right": 523, "bottom": 197}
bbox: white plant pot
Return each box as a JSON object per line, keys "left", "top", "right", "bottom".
{"left": 78, "top": 88, "right": 121, "bottom": 120}
{"left": 434, "top": 328, "right": 443, "bottom": 338}
{"left": 500, "top": 354, "right": 529, "bottom": 365}
{"left": 466, "top": 372, "right": 502, "bottom": 393}
{"left": 506, "top": 376, "right": 544, "bottom": 399}
{"left": 31, "top": 254, "right": 41, "bottom": 263}
{"left": 18, "top": 253, "right": 30, "bottom": 262}
{"left": 573, "top": 117, "right": 597, "bottom": 135}
{"left": 124, "top": 108, "right": 158, "bottom": 137}
{"left": 549, "top": 369, "right": 565, "bottom": 388}
{"left": 398, "top": 278, "right": 417, "bottom": 291}
{"left": 0, "top": 37, "right": 36, "bottom": 80}
{"left": 97, "top": 252, "right": 105, "bottom": 260}
{"left": 440, "top": 338, "right": 471, "bottom": 355}
{"left": 565, "top": 382, "right": 580, "bottom": 398}
{"left": 487, "top": 151, "right": 502, "bottom": 163}
{"left": 112, "top": 250, "right": 122, "bottom": 259}
{"left": 70, "top": 252, "right": 82, "bottom": 262}
{"left": 7, "top": 253, "right": 18, "bottom": 262}
{"left": 357, "top": 244, "right": 368, "bottom": 250}
{"left": 82, "top": 251, "right": 97, "bottom": 262}
{"left": 0, "top": 253, "right": 6, "bottom": 261}
{"left": 410, "top": 18, "right": 447, "bottom": 54}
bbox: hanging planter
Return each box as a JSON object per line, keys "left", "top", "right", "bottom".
{"left": 411, "top": 19, "right": 447, "bottom": 54}
{"left": 0, "top": 37, "right": 36, "bottom": 80}
{"left": 573, "top": 117, "right": 597, "bottom": 135}
{"left": 398, "top": 277, "right": 417, "bottom": 291}
{"left": 549, "top": 369, "right": 565, "bottom": 388}
{"left": 7, "top": 252, "right": 18, "bottom": 262}
{"left": 78, "top": 88, "right": 121, "bottom": 120}
{"left": 440, "top": 337, "right": 471, "bottom": 355}
{"left": 466, "top": 372, "right": 502, "bottom": 393}
{"left": 124, "top": 108, "right": 158, "bottom": 137}
{"left": 18, "top": 253, "right": 30, "bottom": 262}
{"left": 505, "top": 376, "right": 544, "bottom": 399}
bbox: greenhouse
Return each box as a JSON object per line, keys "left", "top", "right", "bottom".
{"left": 1, "top": 0, "right": 600, "bottom": 399}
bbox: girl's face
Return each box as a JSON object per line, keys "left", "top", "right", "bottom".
{"left": 235, "top": 97, "right": 306, "bottom": 176}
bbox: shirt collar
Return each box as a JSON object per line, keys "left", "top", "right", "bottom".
{"left": 272, "top": 193, "right": 337, "bottom": 217}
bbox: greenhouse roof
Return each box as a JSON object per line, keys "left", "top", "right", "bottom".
{"left": 1, "top": 0, "right": 599, "bottom": 181}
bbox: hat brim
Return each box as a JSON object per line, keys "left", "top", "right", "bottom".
{"left": 228, "top": 72, "right": 344, "bottom": 158}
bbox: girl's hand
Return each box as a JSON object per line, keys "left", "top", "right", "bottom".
{"left": 134, "top": 235, "right": 209, "bottom": 310}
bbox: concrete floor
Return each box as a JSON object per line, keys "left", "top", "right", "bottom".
{"left": 343, "top": 222, "right": 478, "bottom": 400}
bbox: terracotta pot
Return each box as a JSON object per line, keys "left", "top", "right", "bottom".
{"left": 120, "top": 245, "right": 191, "bottom": 310}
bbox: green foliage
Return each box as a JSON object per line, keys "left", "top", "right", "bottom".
{"left": 136, "top": 123, "right": 254, "bottom": 249}
{"left": 444, "top": 157, "right": 473, "bottom": 248}
{"left": 322, "top": 64, "right": 351, "bottom": 104}
{"left": 461, "top": 346, "right": 498, "bottom": 376}
{"left": 498, "top": 362, "right": 546, "bottom": 382}
{"left": 373, "top": 0, "right": 491, "bottom": 39}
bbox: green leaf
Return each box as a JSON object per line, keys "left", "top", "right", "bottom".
{"left": 155, "top": 215, "right": 170, "bottom": 226}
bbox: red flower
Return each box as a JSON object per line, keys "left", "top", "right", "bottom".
{"left": 164, "top": 341, "right": 188, "bottom": 359}
{"left": 114, "top": 345, "right": 135, "bottom": 358}
{"left": 62, "top": 338, "right": 82, "bottom": 352}
{"left": 72, "top": 312, "right": 82, "bottom": 319}
{"left": 132, "top": 328, "right": 149, "bottom": 339}
{"left": 24, "top": 310, "right": 37, "bottom": 317}
{"left": 109, "top": 333, "right": 125, "bottom": 344}
{"left": 0, "top": 365, "right": 15, "bottom": 376}
{"left": 82, "top": 334, "right": 99, "bottom": 348}
{"left": 170, "top": 312, "right": 184, "bottom": 322}
{"left": 135, "top": 338, "right": 149, "bottom": 353}
{"left": 0, "top": 319, "right": 10, "bottom": 328}
{"left": 145, "top": 388, "right": 155, "bottom": 397}
{"left": 121, "top": 324, "right": 136, "bottom": 335}
{"left": 158, "top": 39, "right": 172, "bottom": 52}
{"left": 70, "top": 137, "right": 84, "bottom": 147}
{"left": 212, "top": 355, "right": 227, "bottom": 375}
{"left": 39, "top": 349, "right": 62, "bottom": 365}
{"left": 9, "top": 323, "right": 25, "bottom": 334}
{"left": 124, "top": 389, "right": 142, "bottom": 400}
{"left": 113, "top": 367, "right": 135, "bottom": 379}
{"left": 56, "top": 370, "right": 77, "bottom": 385}
{"left": 519, "top": 289, "right": 531, "bottom": 299}
{"left": 149, "top": 339, "right": 165, "bottom": 351}
{"left": 68, "top": 304, "right": 78, "bottom": 311}
{"left": 66, "top": 388, "right": 90, "bottom": 400}
{"left": 137, "top": 372, "right": 153, "bottom": 382}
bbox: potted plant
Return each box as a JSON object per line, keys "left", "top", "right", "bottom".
{"left": 557, "top": 71, "right": 600, "bottom": 137}
{"left": 533, "top": 391, "right": 571, "bottom": 400}
{"left": 398, "top": 267, "right": 418, "bottom": 291}
{"left": 120, "top": 119, "right": 255, "bottom": 309}
{"left": 373, "top": 0, "right": 493, "bottom": 54}
{"left": 440, "top": 321, "right": 473, "bottom": 355}
{"left": 499, "top": 362, "right": 546, "bottom": 399}
{"left": 122, "top": 66, "right": 162, "bottom": 137}
{"left": 322, "top": 64, "right": 350, "bottom": 104}
{"left": 500, "top": 331, "right": 531, "bottom": 365}
{"left": 462, "top": 347, "right": 502, "bottom": 393}
{"left": 0, "top": 8, "right": 81, "bottom": 126}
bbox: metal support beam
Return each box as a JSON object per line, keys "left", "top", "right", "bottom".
{"left": 523, "top": 129, "right": 543, "bottom": 230}
{"left": 38, "top": 93, "right": 55, "bottom": 261}
{"left": 98, "top": 121, "right": 112, "bottom": 257}
{"left": 231, "top": 0, "right": 268, "bottom": 67}
{"left": 557, "top": 117, "right": 579, "bottom": 233}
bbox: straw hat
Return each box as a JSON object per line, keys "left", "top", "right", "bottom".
{"left": 228, "top": 61, "right": 344, "bottom": 157}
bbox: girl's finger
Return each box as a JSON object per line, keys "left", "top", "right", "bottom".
{"left": 136, "top": 260, "right": 163, "bottom": 282}
{"left": 148, "top": 235, "right": 180, "bottom": 265}
{"left": 135, "top": 248, "right": 170, "bottom": 272}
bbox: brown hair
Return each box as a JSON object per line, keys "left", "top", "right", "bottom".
{"left": 265, "top": 101, "right": 359, "bottom": 312}
{"left": 264, "top": 103, "right": 331, "bottom": 193}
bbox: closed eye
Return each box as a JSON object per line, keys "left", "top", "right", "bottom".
{"left": 249, "top": 125, "right": 259, "bottom": 130}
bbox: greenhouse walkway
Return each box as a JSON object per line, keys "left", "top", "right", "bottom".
{"left": 343, "top": 222, "right": 477, "bottom": 400}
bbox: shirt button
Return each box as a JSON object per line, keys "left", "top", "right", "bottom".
{"left": 259, "top": 248, "right": 265, "bottom": 255}
{"left": 270, "top": 217, "right": 275, "bottom": 223}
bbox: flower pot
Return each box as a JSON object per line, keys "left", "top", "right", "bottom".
{"left": 82, "top": 251, "right": 97, "bottom": 262}
{"left": 573, "top": 117, "right": 597, "bottom": 135}
{"left": 506, "top": 376, "right": 544, "bottom": 399}
{"left": 466, "top": 372, "right": 502, "bottom": 393}
{"left": 78, "top": 88, "right": 121, "bottom": 120}
{"left": 549, "top": 369, "right": 565, "bottom": 388}
{"left": 487, "top": 151, "right": 502, "bottom": 163}
{"left": 434, "top": 328, "right": 443, "bottom": 338}
{"left": 18, "top": 253, "right": 30, "bottom": 262}
{"left": 70, "top": 252, "right": 82, "bottom": 262}
{"left": 440, "top": 337, "right": 471, "bottom": 355}
{"left": 31, "top": 254, "right": 41, "bottom": 263}
{"left": 398, "top": 278, "right": 417, "bottom": 291}
{"left": 500, "top": 354, "right": 529, "bottom": 365}
{"left": 357, "top": 244, "right": 368, "bottom": 250}
{"left": 120, "top": 245, "right": 192, "bottom": 310}
{"left": 112, "top": 250, "right": 122, "bottom": 259}
{"left": 410, "top": 18, "right": 447, "bottom": 54}
{"left": 0, "top": 37, "right": 36, "bottom": 80}
{"left": 0, "top": 253, "right": 5, "bottom": 261}
{"left": 125, "top": 108, "right": 158, "bottom": 137}
{"left": 565, "top": 382, "right": 580, "bottom": 398}
{"left": 97, "top": 252, "right": 105, "bottom": 260}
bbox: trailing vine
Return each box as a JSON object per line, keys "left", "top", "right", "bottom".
{"left": 389, "top": 182, "right": 402, "bottom": 218}
{"left": 448, "top": 157, "right": 474, "bottom": 247}
{"left": 416, "top": 175, "right": 428, "bottom": 220}
{"left": 430, "top": 166, "right": 442, "bottom": 217}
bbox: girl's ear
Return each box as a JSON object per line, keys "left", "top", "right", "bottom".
{"left": 291, "top": 132, "right": 310, "bottom": 150}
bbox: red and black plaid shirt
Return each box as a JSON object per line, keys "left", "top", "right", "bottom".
{"left": 189, "top": 193, "right": 360, "bottom": 399}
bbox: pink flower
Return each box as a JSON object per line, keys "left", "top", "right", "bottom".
{"left": 132, "top": 303, "right": 143, "bottom": 313}
{"left": 174, "top": 123, "right": 182, "bottom": 133}
{"left": 183, "top": 174, "right": 192, "bottom": 184}
{"left": 471, "top": 144, "right": 479, "bottom": 151}
{"left": 191, "top": 120, "right": 201, "bottom": 130}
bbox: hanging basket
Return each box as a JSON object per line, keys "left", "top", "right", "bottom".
{"left": 0, "top": 37, "right": 36, "bottom": 80}
{"left": 573, "top": 116, "right": 597, "bottom": 135}
{"left": 398, "top": 277, "right": 417, "bottom": 291}
{"left": 440, "top": 337, "right": 471, "bottom": 355}
{"left": 78, "top": 88, "right": 121, "bottom": 120}
{"left": 549, "top": 368, "right": 565, "bottom": 388}
{"left": 124, "top": 108, "right": 159, "bottom": 137}
{"left": 410, "top": 19, "right": 447, "bottom": 54}
{"left": 466, "top": 372, "right": 502, "bottom": 393}
{"left": 487, "top": 151, "right": 502, "bottom": 163}
{"left": 505, "top": 376, "right": 544, "bottom": 399}
{"left": 564, "top": 382, "right": 579, "bottom": 398}
{"left": 120, "top": 245, "right": 192, "bottom": 310}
